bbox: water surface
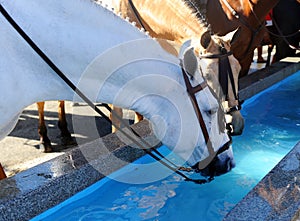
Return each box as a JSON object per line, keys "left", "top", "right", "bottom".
{"left": 32, "top": 71, "right": 300, "bottom": 221}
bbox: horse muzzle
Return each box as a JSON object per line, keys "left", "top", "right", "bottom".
{"left": 192, "top": 141, "right": 235, "bottom": 177}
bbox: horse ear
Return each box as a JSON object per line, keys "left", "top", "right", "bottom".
{"left": 222, "top": 28, "right": 240, "bottom": 45}
{"left": 182, "top": 47, "right": 198, "bottom": 77}
{"left": 178, "top": 39, "right": 192, "bottom": 59}
{"left": 200, "top": 31, "right": 212, "bottom": 49}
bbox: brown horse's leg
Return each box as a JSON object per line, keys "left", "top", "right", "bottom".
{"left": 58, "top": 101, "right": 76, "bottom": 146}
{"left": 37, "top": 102, "right": 52, "bottom": 152}
{"left": 109, "top": 104, "right": 123, "bottom": 133}
{"left": 0, "top": 163, "right": 7, "bottom": 180}
{"left": 109, "top": 105, "right": 143, "bottom": 132}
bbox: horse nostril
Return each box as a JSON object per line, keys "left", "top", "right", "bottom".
{"left": 212, "top": 156, "right": 235, "bottom": 176}
{"left": 231, "top": 159, "right": 236, "bottom": 168}
{"left": 227, "top": 158, "right": 233, "bottom": 171}
{"left": 196, "top": 152, "right": 235, "bottom": 177}
{"left": 227, "top": 157, "right": 235, "bottom": 171}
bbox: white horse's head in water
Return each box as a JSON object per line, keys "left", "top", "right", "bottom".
{"left": 0, "top": 0, "right": 235, "bottom": 177}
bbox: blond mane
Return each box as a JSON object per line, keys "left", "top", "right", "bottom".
{"left": 99, "top": 0, "right": 208, "bottom": 46}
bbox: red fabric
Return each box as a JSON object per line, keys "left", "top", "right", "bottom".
{"left": 0, "top": 163, "right": 6, "bottom": 180}
{"left": 265, "top": 9, "right": 273, "bottom": 21}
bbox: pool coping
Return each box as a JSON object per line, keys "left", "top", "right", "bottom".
{"left": 224, "top": 57, "right": 300, "bottom": 221}
{"left": 0, "top": 121, "right": 161, "bottom": 221}
{"left": 0, "top": 58, "right": 299, "bottom": 221}
{"left": 223, "top": 141, "right": 300, "bottom": 221}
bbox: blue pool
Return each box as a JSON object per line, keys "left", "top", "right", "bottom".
{"left": 32, "top": 71, "right": 300, "bottom": 221}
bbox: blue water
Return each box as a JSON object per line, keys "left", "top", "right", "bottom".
{"left": 32, "top": 71, "right": 300, "bottom": 221}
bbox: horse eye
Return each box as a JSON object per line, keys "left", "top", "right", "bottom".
{"left": 206, "top": 110, "right": 212, "bottom": 115}
{"left": 207, "top": 108, "right": 217, "bottom": 115}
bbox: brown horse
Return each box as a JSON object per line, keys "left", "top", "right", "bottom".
{"left": 193, "top": 0, "right": 280, "bottom": 77}
{"left": 37, "top": 101, "right": 76, "bottom": 152}
{"left": 100, "top": 0, "right": 243, "bottom": 135}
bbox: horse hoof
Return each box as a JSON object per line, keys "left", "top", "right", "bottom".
{"left": 40, "top": 143, "right": 53, "bottom": 153}
{"left": 61, "top": 136, "right": 77, "bottom": 147}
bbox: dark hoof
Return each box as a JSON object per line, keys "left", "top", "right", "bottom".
{"left": 40, "top": 142, "right": 53, "bottom": 153}
{"left": 61, "top": 136, "right": 77, "bottom": 147}
{"left": 257, "top": 59, "right": 266, "bottom": 63}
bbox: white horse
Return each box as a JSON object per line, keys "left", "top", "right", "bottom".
{"left": 0, "top": 0, "right": 234, "bottom": 176}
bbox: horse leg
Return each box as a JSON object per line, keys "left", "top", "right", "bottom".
{"left": 57, "top": 101, "right": 76, "bottom": 146}
{"left": 266, "top": 44, "right": 274, "bottom": 67}
{"left": 0, "top": 163, "right": 7, "bottom": 180}
{"left": 37, "top": 102, "right": 52, "bottom": 152}
{"left": 109, "top": 105, "right": 143, "bottom": 132}
{"left": 109, "top": 104, "right": 123, "bottom": 133}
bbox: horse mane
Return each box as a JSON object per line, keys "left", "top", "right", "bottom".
{"left": 172, "top": 0, "right": 209, "bottom": 32}
{"left": 147, "top": 0, "right": 210, "bottom": 44}
{"left": 184, "top": 0, "right": 209, "bottom": 25}
{"left": 241, "top": 0, "right": 254, "bottom": 17}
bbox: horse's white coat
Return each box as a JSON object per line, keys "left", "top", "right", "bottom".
{"left": 0, "top": 0, "right": 231, "bottom": 168}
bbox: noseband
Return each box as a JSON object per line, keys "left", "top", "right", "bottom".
{"left": 180, "top": 62, "right": 231, "bottom": 170}
{"left": 200, "top": 49, "right": 241, "bottom": 110}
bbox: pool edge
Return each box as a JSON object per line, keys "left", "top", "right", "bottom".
{"left": 224, "top": 57, "right": 300, "bottom": 221}
{"left": 0, "top": 121, "right": 160, "bottom": 221}
{"left": 223, "top": 141, "right": 300, "bottom": 221}
{"left": 239, "top": 57, "right": 300, "bottom": 101}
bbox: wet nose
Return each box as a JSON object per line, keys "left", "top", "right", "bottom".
{"left": 231, "top": 128, "right": 243, "bottom": 136}
{"left": 199, "top": 155, "right": 235, "bottom": 177}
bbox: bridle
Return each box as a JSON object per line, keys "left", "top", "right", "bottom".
{"left": 0, "top": 3, "right": 230, "bottom": 184}
{"left": 199, "top": 45, "right": 242, "bottom": 134}
{"left": 266, "top": 11, "right": 300, "bottom": 51}
{"left": 220, "top": 0, "right": 266, "bottom": 57}
{"left": 180, "top": 62, "right": 231, "bottom": 171}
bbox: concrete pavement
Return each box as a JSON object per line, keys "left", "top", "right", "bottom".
{"left": 0, "top": 101, "right": 134, "bottom": 177}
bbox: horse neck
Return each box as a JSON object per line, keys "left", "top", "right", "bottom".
{"left": 1, "top": 0, "right": 150, "bottom": 71}
{"left": 75, "top": 38, "right": 185, "bottom": 111}
{"left": 249, "top": 0, "right": 280, "bottom": 19}
{"left": 209, "top": 0, "right": 279, "bottom": 33}
{"left": 222, "top": 0, "right": 279, "bottom": 21}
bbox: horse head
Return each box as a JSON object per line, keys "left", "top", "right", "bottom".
{"left": 193, "top": 30, "right": 244, "bottom": 135}
{"left": 91, "top": 39, "right": 236, "bottom": 178}
{"left": 162, "top": 43, "right": 236, "bottom": 177}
